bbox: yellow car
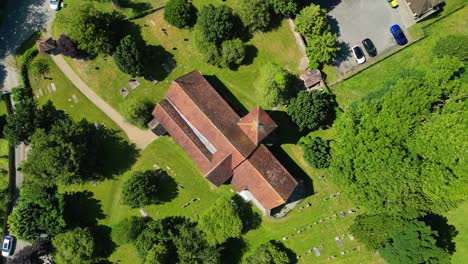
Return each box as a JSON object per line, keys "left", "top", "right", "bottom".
{"left": 390, "top": 0, "right": 399, "bottom": 8}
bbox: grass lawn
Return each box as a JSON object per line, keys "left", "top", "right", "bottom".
{"left": 446, "top": 200, "right": 468, "bottom": 264}
{"left": 331, "top": 6, "right": 467, "bottom": 110}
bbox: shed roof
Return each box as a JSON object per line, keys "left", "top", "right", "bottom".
{"left": 36, "top": 38, "right": 56, "bottom": 53}
{"left": 300, "top": 69, "right": 323, "bottom": 88}
{"left": 405, "top": 0, "right": 445, "bottom": 16}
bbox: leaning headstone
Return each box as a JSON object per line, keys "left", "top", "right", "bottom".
{"left": 313, "top": 247, "right": 321, "bottom": 257}
{"left": 139, "top": 209, "right": 148, "bottom": 217}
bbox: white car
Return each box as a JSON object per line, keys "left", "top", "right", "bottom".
{"left": 50, "top": 0, "right": 60, "bottom": 10}
{"left": 352, "top": 45, "right": 366, "bottom": 64}
{"left": 1, "top": 236, "right": 14, "bottom": 257}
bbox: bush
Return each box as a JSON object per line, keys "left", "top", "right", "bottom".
{"left": 113, "top": 35, "right": 145, "bottom": 77}
{"left": 197, "top": 4, "right": 236, "bottom": 45}
{"left": 433, "top": 34, "right": 468, "bottom": 61}
{"left": 121, "top": 170, "right": 165, "bottom": 208}
{"left": 256, "top": 63, "right": 292, "bottom": 107}
{"left": 57, "top": 34, "right": 79, "bottom": 58}
{"left": 221, "top": 38, "right": 246, "bottom": 68}
{"left": 29, "top": 57, "right": 50, "bottom": 77}
{"left": 194, "top": 27, "right": 222, "bottom": 66}
{"left": 164, "top": 0, "right": 196, "bottom": 28}
{"left": 121, "top": 98, "right": 154, "bottom": 128}
{"left": 112, "top": 216, "right": 148, "bottom": 245}
{"left": 52, "top": 227, "right": 95, "bottom": 264}
{"left": 287, "top": 90, "right": 332, "bottom": 131}
{"left": 238, "top": 0, "right": 272, "bottom": 32}
{"left": 269, "top": 0, "right": 298, "bottom": 16}
{"left": 244, "top": 241, "right": 292, "bottom": 264}
{"left": 298, "top": 136, "right": 331, "bottom": 169}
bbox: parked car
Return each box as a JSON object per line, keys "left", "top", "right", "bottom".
{"left": 50, "top": 0, "right": 60, "bottom": 10}
{"left": 1, "top": 236, "right": 14, "bottom": 257}
{"left": 390, "top": 24, "right": 408, "bottom": 45}
{"left": 352, "top": 45, "right": 366, "bottom": 64}
{"left": 362, "top": 38, "right": 377, "bottom": 57}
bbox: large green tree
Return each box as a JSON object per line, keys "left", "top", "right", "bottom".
{"left": 198, "top": 195, "right": 243, "bottom": 246}
{"left": 52, "top": 227, "right": 95, "bottom": 264}
{"left": 112, "top": 216, "right": 148, "bottom": 245}
{"left": 113, "top": 35, "right": 145, "bottom": 77}
{"left": 269, "top": 0, "right": 298, "bottom": 16}
{"left": 9, "top": 183, "right": 66, "bottom": 241}
{"left": 238, "top": 0, "right": 272, "bottom": 32}
{"left": 196, "top": 4, "right": 236, "bottom": 46}
{"left": 298, "top": 136, "right": 331, "bottom": 169}
{"left": 121, "top": 98, "right": 154, "bottom": 128}
{"left": 172, "top": 223, "right": 220, "bottom": 263}
{"left": 380, "top": 220, "right": 451, "bottom": 264}
{"left": 256, "top": 63, "right": 292, "bottom": 107}
{"left": 64, "top": 4, "right": 122, "bottom": 54}
{"left": 121, "top": 170, "right": 166, "bottom": 208}
{"left": 287, "top": 90, "right": 333, "bottom": 131}
{"left": 163, "top": 0, "right": 196, "bottom": 28}
{"left": 244, "top": 241, "right": 292, "bottom": 264}
{"left": 331, "top": 57, "right": 467, "bottom": 217}
{"left": 22, "top": 118, "right": 105, "bottom": 185}
{"left": 221, "top": 38, "right": 246, "bottom": 68}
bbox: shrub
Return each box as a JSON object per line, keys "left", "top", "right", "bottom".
{"left": 164, "top": 0, "right": 196, "bottom": 28}
{"left": 287, "top": 90, "right": 332, "bottom": 131}
{"left": 433, "top": 34, "right": 468, "bottom": 61}
{"left": 298, "top": 136, "right": 331, "bottom": 168}
{"left": 244, "top": 241, "right": 292, "bottom": 264}
{"left": 112, "top": 216, "right": 148, "bottom": 245}
{"left": 256, "top": 63, "right": 292, "bottom": 107}
{"left": 121, "top": 170, "right": 165, "bottom": 208}
{"left": 29, "top": 57, "right": 50, "bottom": 77}
{"left": 221, "top": 38, "right": 246, "bottom": 68}
{"left": 238, "top": 0, "right": 272, "bottom": 32}
{"left": 121, "top": 98, "right": 154, "bottom": 128}
{"left": 197, "top": 4, "right": 236, "bottom": 45}
{"left": 57, "top": 34, "right": 79, "bottom": 58}
{"left": 52, "top": 227, "right": 95, "bottom": 264}
{"left": 113, "top": 35, "right": 145, "bottom": 77}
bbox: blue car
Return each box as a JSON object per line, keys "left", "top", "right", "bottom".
{"left": 390, "top": 24, "right": 408, "bottom": 45}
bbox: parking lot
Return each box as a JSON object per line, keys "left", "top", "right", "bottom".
{"left": 324, "top": 0, "right": 415, "bottom": 75}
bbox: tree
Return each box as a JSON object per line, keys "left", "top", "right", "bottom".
{"left": 9, "top": 239, "right": 52, "bottom": 264}
{"left": 380, "top": 220, "right": 451, "bottom": 264}
{"left": 121, "top": 98, "right": 154, "bottom": 128}
{"left": 22, "top": 118, "right": 105, "bottom": 185}
{"left": 3, "top": 89, "right": 38, "bottom": 145}
{"left": 350, "top": 214, "right": 406, "bottom": 250}
{"left": 113, "top": 35, "right": 145, "bottom": 77}
{"left": 294, "top": 4, "right": 338, "bottom": 67}
{"left": 331, "top": 58, "right": 467, "bottom": 217}
{"left": 52, "top": 227, "right": 95, "bottom": 264}
{"left": 198, "top": 195, "right": 243, "bottom": 246}
{"left": 221, "top": 38, "right": 246, "bottom": 68}
{"left": 172, "top": 222, "right": 220, "bottom": 263}
{"left": 121, "top": 170, "right": 165, "bottom": 208}
{"left": 145, "top": 243, "right": 169, "bottom": 264}
{"left": 298, "top": 136, "right": 331, "bottom": 169}
{"left": 238, "top": 0, "right": 272, "bottom": 32}
{"left": 269, "top": 0, "right": 298, "bottom": 16}
{"left": 256, "top": 63, "right": 292, "bottom": 107}
{"left": 29, "top": 56, "right": 49, "bottom": 77}
{"left": 194, "top": 30, "right": 222, "bottom": 66}
{"left": 57, "top": 34, "right": 79, "bottom": 58}
{"left": 164, "top": 0, "right": 196, "bottom": 28}
{"left": 64, "top": 4, "right": 122, "bottom": 54}
{"left": 433, "top": 34, "right": 468, "bottom": 61}
{"left": 112, "top": 216, "right": 148, "bottom": 245}
{"left": 244, "top": 241, "right": 292, "bottom": 264}
{"left": 287, "top": 90, "right": 332, "bottom": 131}
{"left": 196, "top": 4, "right": 236, "bottom": 45}
{"left": 9, "top": 183, "right": 66, "bottom": 241}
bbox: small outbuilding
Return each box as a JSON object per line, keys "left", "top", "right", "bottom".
{"left": 404, "top": 0, "right": 445, "bottom": 21}
{"left": 300, "top": 69, "right": 325, "bottom": 91}
{"left": 36, "top": 38, "right": 57, "bottom": 54}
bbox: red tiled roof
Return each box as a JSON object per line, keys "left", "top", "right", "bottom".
{"left": 238, "top": 106, "right": 278, "bottom": 145}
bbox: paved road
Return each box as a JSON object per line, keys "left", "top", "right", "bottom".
{"left": 52, "top": 54, "right": 157, "bottom": 149}
{"left": 0, "top": 0, "right": 55, "bottom": 90}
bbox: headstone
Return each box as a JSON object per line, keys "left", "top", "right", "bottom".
{"left": 139, "top": 209, "right": 148, "bottom": 217}
{"left": 51, "top": 83, "right": 56, "bottom": 91}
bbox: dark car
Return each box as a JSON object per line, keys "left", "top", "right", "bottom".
{"left": 362, "top": 38, "right": 377, "bottom": 57}
{"left": 390, "top": 24, "right": 408, "bottom": 45}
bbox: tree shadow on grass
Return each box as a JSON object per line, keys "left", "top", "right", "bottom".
{"left": 143, "top": 44, "right": 175, "bottom": 81}
{"left": 64, "top": 191, "right": 105, "bottom": 228}
{"left": 233, "top": 196, "right": 262, "bottom": 233}
{"left": 273, "top": 240, "right": 297, "bottom": 263}
{"left": 242, "top": 45, "right": 258, "bottom": 67}
{"left": 266, "top": 110, "right": 308, "bottom": 145}
{"left": 100, "top": 128, "right": 140, "bottom": 179}
{"left": 220, "top": 237, "right": 246, "bottom": 264}
{"left": 157, "top": 171, "right": 179, "bottom": 203}
{"left": 204, "top": 75, "right": 249, "bottom": 116}
{"left": 91, "top": 225, "right": 117, "bottom": 260}
{"left": 422, "top": 213, "right": 458, "bottom": 254}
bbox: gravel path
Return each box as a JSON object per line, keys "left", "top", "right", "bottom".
{"left": 52, "top": 54, "right": 157, "bottom": 149}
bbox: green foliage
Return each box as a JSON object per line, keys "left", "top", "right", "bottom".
{"left": 198, "top": 195, "right": 243, "bottom": 246}
{"left": 113, "top": 35, "right": 145, "bottom": 77}
{"left": 164, "top": 0, "right": 196, "bottom": 28}
{"left": 112, "top": 216, "right": 148, "bottom": 245}
{"left": 3, "top": 88, "right": 38, "bottom": 145}
{"left": 172, "top": 223, "right": 220, "bottom": 263}
{"left": 121, "top": 97, "right": 154, "bottom": 128}
{"left": 238, "top": 0, "right": 272, "bottom": 32}
{"left": 134, "top": 220, "right": 167, "bottom": 260}
{"left": 298, "top": 136, "right": 331, "bottom": 169}
{"left": 433, "top": 34, "right": 468, "bottom": 61}
{"left": 197, "top": 4, "right": 236, "bottom": 46}
{"left": 380, "top": 220, "right": 451, "bottom": 264}
{"left": 287, "top": 90, "right": 332, "bottom": 131}
{"left": 29, "top": 57, "right": 50, "bottom": 77}
{"left": 244, "top": 241, "right": 292, "bottom": 264}
{"left": 256, "top": 63, "right": 292, "bottom": 107}
{"left": 52, "top": 227, "right": 95, "bottom": 264}
{"left": 350, "top": 214, "right": 405, "bottom": 250}
{"left": 9, "top": 183, "right": 66, "bottom": 241}
{"left": 295, "top": 4, "right": 338, "bottom": 66}
{"left": 65, "top": 4, "right": 122, "bottom": 54}
{"left": 121, "top": 170, "right": 165, "bottom": 208}
{"left": 221, "top": 38, "right": 246, "bottom": 68}
{"left": 145, "top": 243, "right": 169, "bottom": 264}
{"left": 331, "top": 57, "right": 467, "bottom": 217}
{"left": 22, "top": 118, "right": 105, "bottom": 185}
{"left": 194, "top": 30, "right": 222, "bottom": 66}
{"left": 269, "top": 0, "right": 298, "bottom": 16}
